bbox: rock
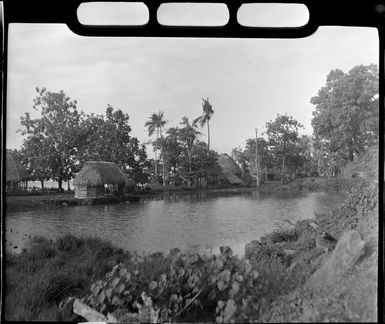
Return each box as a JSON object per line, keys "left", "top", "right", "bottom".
{"left": 307, "top": 230, "right": 365, "bottom": 291}
{"left": 58, "top": 297, "right": 83, "bottom": 322}
{"left": 245, "top": 240, "right": 262, "bottom": 258}
{"left": 73, "top": 298, "right": 107, "bottom": 322}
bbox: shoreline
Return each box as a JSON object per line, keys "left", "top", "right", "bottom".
{"left": 5, "top": 177, "right": 353, "bottom": 213}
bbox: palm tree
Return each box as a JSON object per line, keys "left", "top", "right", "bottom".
{"left": 193, "top": 98, "right": 214, "bottom": 150}
{"left": 145, "top": 111, "right": 167, "bottom": 185}
{"left": 179, "top": 117, "right": 201, "bottom": 173}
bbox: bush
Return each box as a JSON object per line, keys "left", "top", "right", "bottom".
{"left": 56, "top": 235, "right": 84, "bottom": 252}
{"left": 83, "top": 245, "right": 299, "bottom": 323}
{"left": 262, "top": 228, "right": 298, "bottom": 244}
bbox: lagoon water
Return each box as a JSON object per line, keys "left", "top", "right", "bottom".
{"left": 6, "top": 190, "right": 346, "bottom": 256}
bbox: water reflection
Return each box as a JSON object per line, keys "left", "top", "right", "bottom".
{"left": 6, "top": 191, "right": 346, "bottom": 255}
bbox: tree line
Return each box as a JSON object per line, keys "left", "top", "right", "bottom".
{"left": 13, "top": 87, "right": 149, "bottom": 190}
{"left": 144, "top": 98, "right": 216, "bottom": 186}
{"left": 231, "top": 64, "right": 379, "bottom": 179}
{"left": 8, "top": 63, "right": 378, "bottom": 190}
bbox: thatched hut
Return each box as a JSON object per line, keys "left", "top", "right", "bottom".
{"left": 6, "top": 151, "right": 29, "bottom": 192}
{"left": 6, "top": 152, "right": 21, "bottom": 183}
{"left": 218, "top": 153, "right": 242, "bottom": 176}
{"left": 221, "top": 170, "right": 243, "bottom": 185}
{"left": 73, "top": 161, "right": 126, "bottom": 199}
{"left": 217, "top": 153, "right": 243, "bottom": 186}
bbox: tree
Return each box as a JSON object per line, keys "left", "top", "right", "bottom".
{"left": 178, "top": 117, "right": 201, "bottom": 175}
{"left": 191, "top": 141, "right": 219, "bottom": 171}
{"left": 232, "top": 138, "right": 271, "bottom": 175}
{"left": 193, "top": 98, "right": 214, "bottom": 150}
{"left": 79, "top": 105, "right": 150, "bottom": 184}
{"left": 265, "top": 114, "right": 303, "bottom": 173}
{"left": 190, "top": 141, "right": 219, "bottom": 187}
{"left": 163, "top": 127, "right": 182, "bottom": 172}
{"left": 231, "top": 147, "right": 248, "bottom": 173}
{"left": 19, "top": 87, "right": 82, "bottom": 190}
{"left": 145, "top": 111, "right": 167, "bottom": 185}
{"left": 311, "top": 64, "right": 379, "bottom": 163}
{"left": 295, "top": 135, "right": 313, "bottom": 176}
{"left": 20, "top": 137, "right": 52, "bottom": 190}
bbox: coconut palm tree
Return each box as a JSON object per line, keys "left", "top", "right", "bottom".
{"left": 145, "top": 111, "right": 167, "bottom": 185}
{"left": 179, "top": 117, "right": 201, "bottom": 173}
{"left": 193, "top": 98, "right": 214, "bottom": 150}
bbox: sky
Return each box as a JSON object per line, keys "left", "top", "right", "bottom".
{"left": 6, "top": 3, "right": 379, "bottom": 158}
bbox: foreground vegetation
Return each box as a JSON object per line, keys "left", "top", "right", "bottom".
{"left": 5, "top": 236, "right": 131, "bottom": 321}
{"left": 5, "top": 175, "right": 377, "bottom": 322}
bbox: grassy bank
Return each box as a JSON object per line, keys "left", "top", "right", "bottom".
{"left": 5, "top": 236, "right": 131, "bottom": 321}
{"left": 5, "top": 175, "right": 377, "bottom": 322}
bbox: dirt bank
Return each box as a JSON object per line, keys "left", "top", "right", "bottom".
{"left": 258, "top": 178, "right": 378, "bottom": 322}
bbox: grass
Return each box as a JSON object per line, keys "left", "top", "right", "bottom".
{"left": 5, "top": 235, "right": 131, "bottom": 321}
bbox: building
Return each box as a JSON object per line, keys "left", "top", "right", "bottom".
{"left": 73, "top": 161, "right": 126, "bottom": 199}
{"left": 6, "top": 151, "right": 30, "bottom": 193}
{"left": 217, "top": 153, "right": 244, "bottom": 186}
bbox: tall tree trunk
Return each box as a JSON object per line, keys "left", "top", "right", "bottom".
{"left": 188, "top": 150, "right": 192, "bottom": 173}
{"left": 154, "top": 131, "right": 158, "bottom": 177}
{"left": 41, "top": 180, "right": 45, "bottom": 192}
{"left": 160, "top": 129, "right": 166, "bottom": 187}
{"left": 207, "top": 120, "right": 210, "bottom": 150}
{"left": 67, "top": 181, "right": 71, "bottom": 191}
{"left": 282, "top": 155, "right": 286, "bottom": 172}
{"left": 58, "top": 177, "right": 63, "bottom": 191}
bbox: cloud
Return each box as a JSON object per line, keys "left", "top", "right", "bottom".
{"left": 6, "top": 24, "right": 378, "bottom": 156}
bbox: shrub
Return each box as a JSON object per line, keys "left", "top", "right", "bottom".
{"left": 56, "top": 235, "right": 84, "bottom": 252}
{"left": 84, "top": 246, "right": 295, "bottom": 323}
{"left": 262, "top": 228, "right": 298, "bottom": 244}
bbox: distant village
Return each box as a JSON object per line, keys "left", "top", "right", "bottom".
{"left": 6, "top": 64, "right": 379, "bottom": 200}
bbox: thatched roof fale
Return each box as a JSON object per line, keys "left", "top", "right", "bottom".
{"left": 6, "top": 151, "right": 29, "bottom": 182}
{"left": 218, "top": 153, "right": 242, "bottom": 175}
{"left": 6, "top": 153, "right": 20, "bottom": 182}
{"left": 221, "top": 170, "right": 243, "bottom": 185}
{"left": 73, "top": 161, "right": 126, "bottom": 187}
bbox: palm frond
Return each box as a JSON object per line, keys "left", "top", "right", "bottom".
{"left": 192, "top": 116, "right": 202, "bottom": 126}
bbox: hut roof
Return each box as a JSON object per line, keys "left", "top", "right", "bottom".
{"left": 6, "top": 151, "right": 29, "bottom": 182}
{"left": 221, "top": 170, "right": 243, "bottom": 185}
{"left": 218, "top": 153, "right": 242, "bottom": 175}
{"left": 73, "top": 161, "right": 126, "bottom": 187}
{"left": 6, "top": 153, "right": 20, "bottom": 182}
